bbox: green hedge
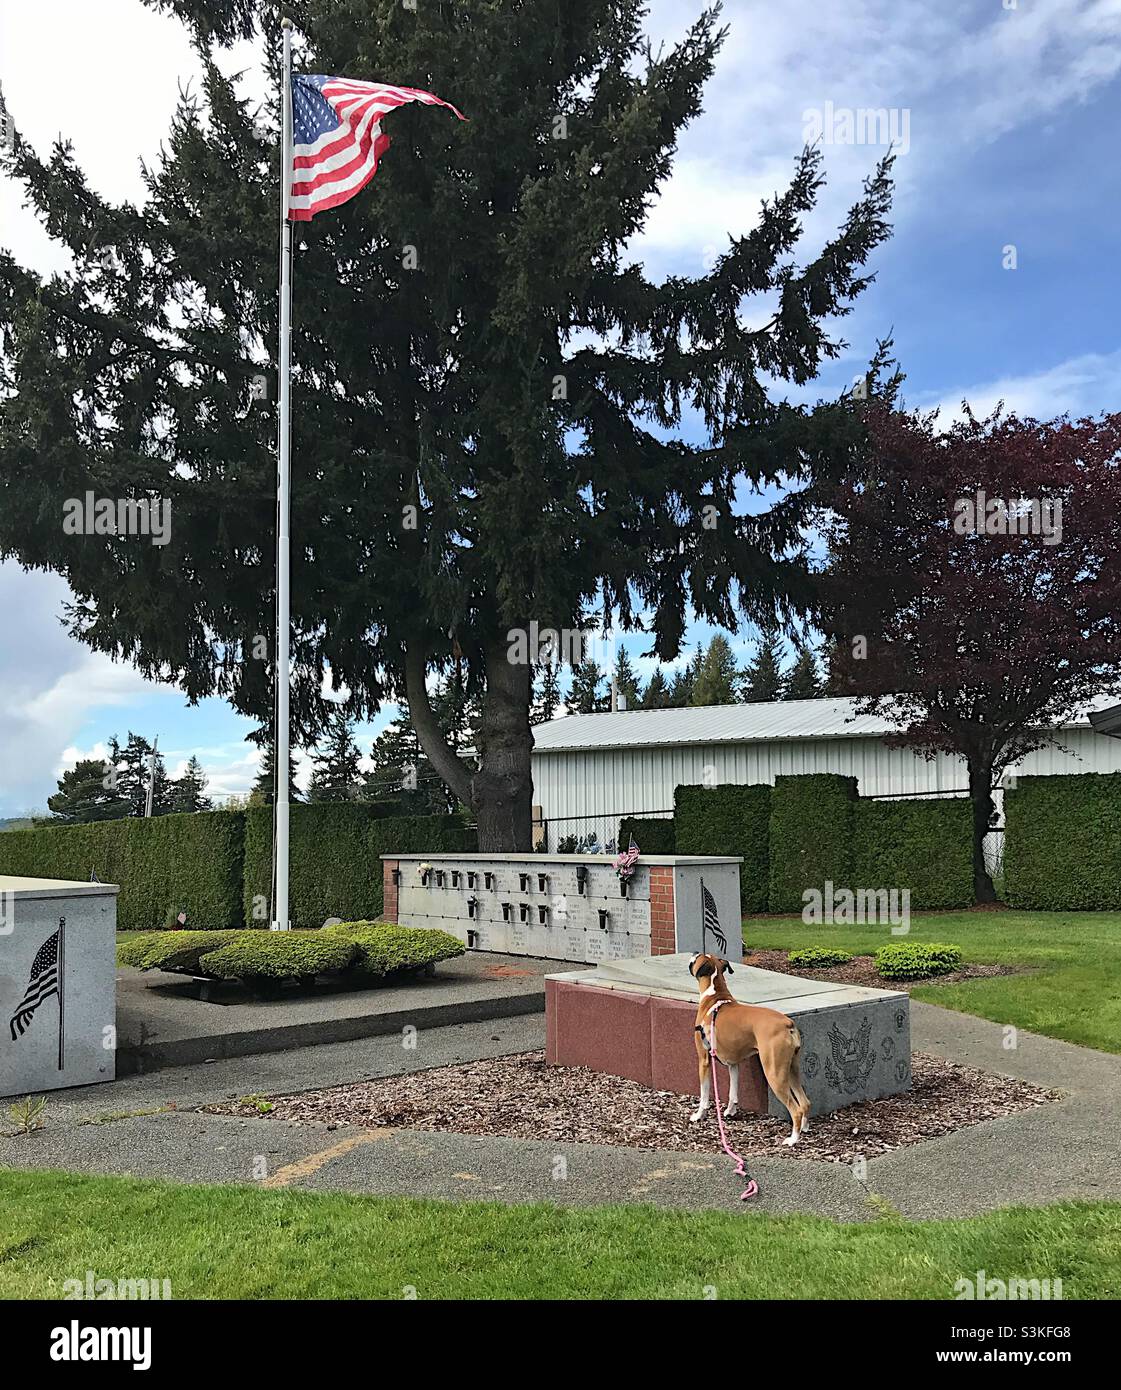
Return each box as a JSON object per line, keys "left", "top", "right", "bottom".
{"left": 853, "top": 797, "right": 973, "bottom": 909}
{"left": 243, "top": 804, "right": 476, "bottom": 928}
{"left": 0, "top": 811, "right": 246, "bottom": 931}
{"left": 0, "top": 802, "right": 473, "bottom": 932}
{"left": 618, "top": 817, "right": 676, "bottom": 855}
{"left": 1004, "top": 773, "right": 1121, "bottom": 910}
{"left": 674, "top": 784, "right": 771, "bottom": 913}
{"left": 767, "top": 775, "right": 857, "bottom": 913}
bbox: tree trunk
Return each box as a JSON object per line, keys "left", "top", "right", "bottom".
{"left": 967, "top": 759, "right": 997, "bottom": 904}
{"left": 403, "top": 635, "right": 534, "bottom": 852}
{"left": 472, "top": 636, "right": 534, "bottom": 852}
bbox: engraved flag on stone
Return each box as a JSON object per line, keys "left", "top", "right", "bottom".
{"left": 10, "top": 924, "right": 60, "bottom": 1041}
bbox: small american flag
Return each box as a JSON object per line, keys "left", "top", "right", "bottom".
{"left": 701, "top": 881, "right": 728, "bottom": 955}
{"left": 289, "top": 75, "right": 465, "bottom": 222}
{"left": 9, "top": 926, "right": 60, "bottom": 1042}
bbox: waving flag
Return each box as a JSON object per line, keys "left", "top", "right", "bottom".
{"left": 289, "top": 76, "right": 465, "bottom": 221}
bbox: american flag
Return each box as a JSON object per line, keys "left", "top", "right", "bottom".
{"left": 9, "top": 926, "right": 60, "bottom": 1041}
{"left": 701, "top": 881, "right": 728, "bottom": 955}
{"left": 289, "top": 75, "right": 465, "bottom": 222}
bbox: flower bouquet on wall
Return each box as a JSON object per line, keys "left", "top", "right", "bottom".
{"left": 613, "top": 839, "right": 640, "bottom": 897}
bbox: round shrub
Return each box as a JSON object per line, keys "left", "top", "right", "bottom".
{"left": 117, "top": 930, "right": 243, "bottom": 974}
{"left": 198, "top": 932, "right": 357, "bottom": 981}
{"left": 874, "top": 942, "right": 962, "bottom": 980}
{"left": 323, "top": 921, "right": 465, "bottom": 977}
{"left": 787, "top": 946, "right": 853, "bottom": 968}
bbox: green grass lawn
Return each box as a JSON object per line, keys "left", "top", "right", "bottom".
{"left": 2, "top": 1169, "right": 1119, "bottom": 1299}
{"left": 745, "top": 910, "right": 1121, "bottom": 1053}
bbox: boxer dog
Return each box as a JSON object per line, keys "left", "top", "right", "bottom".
{"left": 688, "top": 952, "right": 811, "bottom": 1145}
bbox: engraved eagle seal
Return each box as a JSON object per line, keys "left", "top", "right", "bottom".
{"left": 823, "top": 1015, "right": 876, "bottom": 1094}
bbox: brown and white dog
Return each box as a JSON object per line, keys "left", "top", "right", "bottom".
{"left": 688, "top": 953, "right": 811, "bottom": 1145}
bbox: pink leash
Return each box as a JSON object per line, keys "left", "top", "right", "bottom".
{"left": 701, "top": 1000, "right": 759, "bottom": 1201}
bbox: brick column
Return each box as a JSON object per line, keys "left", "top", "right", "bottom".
{"left": 382, "top": 859, "right": 399, "bottom": 923}
{"left": 649, "top": 865, "right": 676, "bottom": 954}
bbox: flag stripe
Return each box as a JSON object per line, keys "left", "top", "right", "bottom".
{"left": 288, "top": 74, "right": 464, "bottom": 222}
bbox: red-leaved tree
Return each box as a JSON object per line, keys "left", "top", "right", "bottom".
{"left": 818, "top": 404, "right": 1121, "bottom": 902}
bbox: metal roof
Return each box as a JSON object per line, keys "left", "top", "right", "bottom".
{"left": 531, "top": 696, "right": 1103, "bottom": 754}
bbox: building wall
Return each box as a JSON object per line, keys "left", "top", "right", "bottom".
{"left": 531, "top": 726, "right": 1121, "bottom": 848}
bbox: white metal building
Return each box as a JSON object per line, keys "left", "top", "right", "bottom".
{"left": 530, "top": 696, "right": 1121, "bottom": 852}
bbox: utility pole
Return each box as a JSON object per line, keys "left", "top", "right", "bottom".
{"left": 144, "top": 737, "right": 159, "bottom": 818}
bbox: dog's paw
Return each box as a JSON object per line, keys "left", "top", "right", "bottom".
{"left": 689, "top": 1108, "right": 706, "bottom": 1124}
{"left": 722, "top": 1105, "right": 740, "bottom": 1119}
{"left": 781, "top": 1132, "right": 800, "bottom": 1147}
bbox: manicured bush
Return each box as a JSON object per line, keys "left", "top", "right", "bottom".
{"left": 118, "top": 922, "right": 465, "bottom": 986}
{"left": 767, "top": 775, "right": 857, "bottom": 912}
{"left": 243, "top": 805, "right": 476, "bottom": 928}
{"left": 618, "top": 817, "right": 676, "bottom": 855}
{"left": 874, "top": 942, "right": 962, "bottom": 980}
{"left": 116, "top": 930, "right": 243, "bottom": 973}
{"left": 853, "top": 797, "right": 973, "bottom": 910}
{"left": 198, "top": 932, "right": 358, "bottom": 982}
{"left": 674, "top": 784, "right": 771, "bottom": 913}
{"left": 787, "top": 946, "right": 853, "bottom": 968}
{"left": 0, "top": 811, "right": 246, "bottom": 931}
{"left": 1004, "top": 773, "right": 1121, "bottom": 910}
{"left": 323, "top": 921, "right": 465, "bottom": 976}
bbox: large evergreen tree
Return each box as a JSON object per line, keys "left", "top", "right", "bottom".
{"left": 105, "top": 733, "right": 170, "bottom": 817}
{"left": 612, "top": 647, "right": 642, "bottom": 711}
{"left": 640, "top": 667, "right": 673, "bottom": 709}
{"left": 0, "top": 0, "right": 892, "bottom": 849}
{"left": 166, "top": 754, "right": 214, "bottom": 813}
{"left": 530, "top": 664, "right": 562, "bottom": 725}
{"left": 741, "top": 631, "right": 786, "bottom": 703}
{"left": 567, "top": 658, "right": 607, "bottom": 715}
{"left": 307, "top": 705, "right": 362, "bottom": 802}
{"left": 691, "top": 634, "right": 740, "bottom": 706}
{"left": 46, "top": 758, "right": 130, "bottom": 824}
{"left": 250, "top": 729, "right": 303, "bottom": 806}
{"left": 784, "top": 646, "right": 822, "bottom": 699}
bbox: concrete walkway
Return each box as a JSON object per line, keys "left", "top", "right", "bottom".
{"left": 3, "top": 1003, "right": 1119, "bottom": 1219}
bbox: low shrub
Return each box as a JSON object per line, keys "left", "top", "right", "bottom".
{"left": 116, "top": 931, "right": 243, "bottom": 973}
{"left": 323, "top": 921, "right": 465, "bottom": 977}
{"left": 786, "top": 946, "right": 853, "bottom": 968}
{"left": 117, "top": 923, "right": 464, "bottom": 986}
{"left": 198, "top": 932, "right": 357, "bottom": 982}
{"left": 874, "top": 942, "right": 962, "bottom": 980}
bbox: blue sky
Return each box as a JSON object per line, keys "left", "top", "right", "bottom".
{"left": 1, "top": 0, "right": 1120, "bottom": 814}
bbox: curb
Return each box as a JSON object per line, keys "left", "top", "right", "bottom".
{"left": 117, "top": 987, "right": 546, "bottom": 1075}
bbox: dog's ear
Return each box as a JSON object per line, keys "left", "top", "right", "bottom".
{"left": 688, "top": 954, "right": 699, "bottom": 977}
{"left": 722, "top": 959, "right": 734, "bottom": 975}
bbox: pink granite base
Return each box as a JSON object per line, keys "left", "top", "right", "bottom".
{"left": 545, "top": 977, "right": 769, "bottom": 1110}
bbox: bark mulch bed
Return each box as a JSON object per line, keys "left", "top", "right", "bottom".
{"left": 213, "top": 1050, "right": 1059, "bottom": 1165}
{"left": 745, "top": 949, "right": 1022, "bottom": 993}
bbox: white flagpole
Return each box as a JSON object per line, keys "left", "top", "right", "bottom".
{"left": 272, "top": 17, "right": 294, "bottom": 931}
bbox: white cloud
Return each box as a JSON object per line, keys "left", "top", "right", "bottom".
{"left": 920, "top": 348, "right": 1121, "bottom": 422}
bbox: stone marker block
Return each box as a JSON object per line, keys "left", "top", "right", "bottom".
{"left": 546, "top": 953, "right": 910, "bottom": 1117}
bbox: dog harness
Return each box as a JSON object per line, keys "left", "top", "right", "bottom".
{"left": 697, "top": 998, "right": 759, "bottom": 1202}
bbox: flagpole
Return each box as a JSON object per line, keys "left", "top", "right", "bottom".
{"left": 272, "top": 17, "right": 294, "bottom": 932}
{"left": 700, "top": 877, "right": 706, "bottom": 956}
{"left": 57, "top": 916, "right": 65, "bottom": 1071}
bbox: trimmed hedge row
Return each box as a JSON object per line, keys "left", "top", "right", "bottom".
{"left": 243, "top": 803, "right": 476, "bottom": 928}
{"left": 1004, "top": 773, "right": 1121, "bottom": 910}
{"left": 853, "top": 797, "right": 973, "bottom": 910}
{"left": 674, "top": 784, "right": 772, "bottom": 912}
{"left": 617, "top": 816, "right": 676, "bottom": 855}
{"left": 653, "top": 775, "right": 973, "bottom": 913}
{"left": 0, "top": 803, "right": 475, "bottom": 931}
{"left": 768, "top": 775, "right": 858, "bottom": 913}
{"left": 0, "top": 811, "right": 245, "bottom": 931}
